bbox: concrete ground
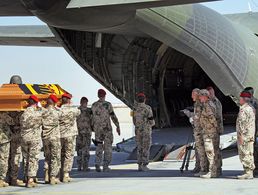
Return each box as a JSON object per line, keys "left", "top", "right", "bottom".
{"left": 1, "top": 151, "right": 258, "bottom": 195}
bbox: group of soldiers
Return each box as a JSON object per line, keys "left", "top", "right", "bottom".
{"left": 183, "top": 86, "right": 257, "bottom": 179}
{"left": 0, "top": 88, "right": 124, "bottom": 188}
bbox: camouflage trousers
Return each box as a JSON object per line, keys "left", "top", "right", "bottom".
{"left": 43, "top": 138, "right": 61, "bottom": 177}
{"left": 95, "top": 129, "right": 113, "bottom": 167}
{"left": 203, "top": 134, "right": 220, "bottom": 175}
{"left": 60, "top": 136, "right": 76, "bottom": 173}
{"left": 213, "top": 134, "right": 222, "bottom": 173}
{"left": 135, "top": 128, "right": 152, "bottom": 166}
{"left": 76, "top": 133, "right": 91, "bottom": 168}
{"left": 7, "top": 136, "right": 22, "bottom": 180}
{"left": 21, "top": 139, "right": 41, "bottom": 177}
{"left": 238, "top": 141, "right": 255, "bottom": 171}
{"left": 194, "top": 132, "right": 208, "bottom": 172}
{"left": 0, "top": 142, "right": 10, "bottom": 180}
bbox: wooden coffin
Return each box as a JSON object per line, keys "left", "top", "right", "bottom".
{"left": 0, "top": 84, "right": 68, "bottom": 111}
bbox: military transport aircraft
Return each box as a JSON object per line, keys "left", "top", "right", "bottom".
{"left": 0, "top": 0, "right": 258, "bottom": 128}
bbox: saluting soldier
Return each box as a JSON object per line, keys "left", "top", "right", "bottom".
{"left": 199, "top": 89, "right": 219, "bottom": 178}
{"left": 133, "top": 93, "right": 155, "bottom": 171}
{"left": 236, "top": 91, "right": 256, "bottom": 179}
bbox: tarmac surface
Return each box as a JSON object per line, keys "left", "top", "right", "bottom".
{"left": 1, "top": 151, "right": 258, "bottom": 195}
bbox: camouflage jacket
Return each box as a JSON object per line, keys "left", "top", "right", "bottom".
{"left": 133, "top": 102, "right": 155, "bottom": 130}
{"left": 236, "top": 103, "right": 255, "bottom": 142}
{"left": 193, "top": 101, "right": 202, "bottom": 129}
{"left": 59, "top": 104, "right": 81, "bottom": 138}
{"left": 42, "top": 105, "right": 61, "bottom": 140}
{"left": 9, "top": 111, "right": 23, "bottom": 139}
{"left": 200, "top": 100, "right": 218, "bottom": 135}
{"left": 211, "top": 97, "right": 224, "bottom": 134}
{"left": 0, "top": 112, "right": 14, "bottom": 144}
{"left": 77, "top": 106, "right": 92, "bottom": 135}
{"left": 20, "top": 106, "right": 43, "bottom": 141}
{"left": 91, "top": 100, "right": 119, "bottom": 131}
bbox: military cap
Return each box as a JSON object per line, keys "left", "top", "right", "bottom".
{"left": 49, "top": 94, "right": 58, "bottom": 103}
{"left": 80, "top": 96, "right": 88, "bottom": 102}
{"left": 98, "top": 89, "right": 106, "bottom": 97}
{"left": 199, "top": 89, "right": 210, "bottom": 97}
{"left": 62, "top": 93, "right": 72, "bottom": 99}
{"left": 137, "top": 93, "right": 146, "bottom": 98}
{"left": 29, "top": 95, "right": 39, "bottom": 103}
{"left": 240, "top": 91, "right": 252, "bottom": 98}
{"left": 192, "top": 88, "right": 200, "bottom": 94}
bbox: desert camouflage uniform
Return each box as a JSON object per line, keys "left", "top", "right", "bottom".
{"left": 59, "top": 104, "right": 80, "bottom": 174}
{"left": 20, "top": 106, "right": 42, "bottom": 178}
{"left": 42, "top": 106, "right": 61, "bottom": 178}
{"left": 92, "top": 100, "right": 119, "bottom": 167}
{"left": 210, "top": 97, "right": 223, "bottom": 173}
{"left": 7, "top": 112, "right": 23, "bottom": 182}
{"left": 200, "top": 100, "right": 218, "bottom": 176}
{"left": 0, "top": 112, "right": 14, "bottom": 181}
{"left": 192, "top": 101, "right": 208, "bottom": 172}
{"left": 237, "top": 103, "right": 255, "bottom": 172}
{"left": 133, "top": 102, "right": 155, "bottom": 166}
{"left": 76, "top": 106, "right": 92, "bottom": 169}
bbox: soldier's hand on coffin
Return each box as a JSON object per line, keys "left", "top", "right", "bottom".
{"left": 116, "top": 127, "right": 121, "bottom": 136}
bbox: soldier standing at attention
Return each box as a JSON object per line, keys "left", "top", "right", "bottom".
{"left": 0, "top": 112, "right": 14, "bottom": 188}
{"left": 20, "top": 95, "right": 42, "bottom": 188}
{"left": 236, "top": 91, "right": 256, "bottom": 179}
{"left": 92, "top": 89, "right": 120, "bottom": 172}
{"left": 207, "top": 86, "right": 223, "bottom": 176}
{"left": 76, "top": 97, "right": 93, "bottom": 172}
{"left": 183, "top": 89, "right": 208, "bottom": 176}
{"left": 199, "top": 89, "right": 218, "bottom": 179}
{"left": 133, "top": 93, "right": 155, "bottom": 171}
{"left": 42, "top": 94, "right": 61, "bottom": 185}
{"left": 59, "top": 93, "right": 80, "bottom": 183}
{"left": 7, "top": 111, "right": 24, "bottom": 186}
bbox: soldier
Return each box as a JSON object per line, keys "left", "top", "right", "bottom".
{"left": 59, "top": 93, "right": 80, "bottom": 183}
{"left": 0, "top": 112, "right": 14, "bottom": 188}
{"left": 42, "top": 94, "right": 61, "bottom": 185}
{"left": 76, "top": 97, "right": 93, "bottom": 172}
{"left": 183, "top": 89, "right": 208, "bottom": 175}
{"left": 199, "top": 89, "right": 219, "bottom": 178}
{"left": 20, "top": 95, "right": 42, "bottom": 188}
{"left": 92, "top": 89, "right": 120, "bottom": 172}
{"left": 7, "top": 111, "right": 24, "bottom": 186}
{"left": 207, "top": 86, "right": 223, "bottom": 176}
{"left": 236, "top": 91, "right": 256, "bottom": 179}
{"left": 133, "top": 93, "right": 155, "bottom": 171}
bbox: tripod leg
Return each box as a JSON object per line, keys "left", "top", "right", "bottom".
{"left": 180, "top": 146, "right": 189, "bottom": 172}
{"left": 185, "top": 146, "right": 193, "bottom": 171}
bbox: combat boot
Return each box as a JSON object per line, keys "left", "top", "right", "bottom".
{"left": 10, "top": 178, "right": 24, "bottom": 186}
{"left": 95, "top": 165, "right": 101, "bottom": 172}
{"left": 138, "top": 164, "right": 143, "bottom": 171}
{"left": 141, "top": 165, "right": 150, "bottom": 172}
{"left": 200, "top": 172, "right": 211, "bottom": 179}
{"left": 50, "top": 177, "right": 61, "bottom": 185}
{"left": 26, "top": 178, "right": 37, "bottom": 188}
{"left": 191, "top": 166, "right": 201, "bottom": 173}
{"left": 194, "top": 171, "right": 207, "bottom": 177}
{"left": 44, "top": 169, "right": 49, "bottom": 183}
{"left": 62, "top": 172, "right": 72, "bottom": 183}
{"left": 237, "top": 170, "right": 254, "bottom": 180}
{"left": 83, "top": 163, "right": 91, "bottom": 172}
{"left": 0, "top": 180, "right": 9, "bottom": 188}
{"left": 103, "top": 166, "right": 111, "bottom": 172}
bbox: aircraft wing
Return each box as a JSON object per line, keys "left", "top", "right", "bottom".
{"left": 67, "top": 0, "right": 220, "bottom": 9}
{"left": 0, "top": 25, "right": 60, "bottom": 47}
